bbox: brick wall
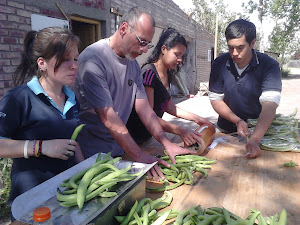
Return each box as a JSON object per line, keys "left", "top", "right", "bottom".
{"left": 0, "top": 0, "right": 214, "bottom": 99}
{"left": 0, "top": 0, "right": 108, "bottom": 99}
{"left": 195, "top": 26, "right": 214, "bottom": 89}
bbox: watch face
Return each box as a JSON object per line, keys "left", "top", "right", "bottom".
{"left": 128, "top": 79, "right": 133, "bottom": 86}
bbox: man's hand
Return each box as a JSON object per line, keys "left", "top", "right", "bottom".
{"left": 245, "top": 141, "right": 262, "bottom": 158}
{"left": 236, "top": 120, "right": 250, "bottom": 137}
{"left": 130, "top": 151, "right": 170, "bottom": 181}
{"left": 165, "top": 143, "right": 197, "bottom": 164}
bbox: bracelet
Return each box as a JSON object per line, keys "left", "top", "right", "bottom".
{"left": 23, "top": 140, "right": 29, "bottom": 158}
{"left": 32, "top": 140, "right": 37, "bottom": 157}
{"left": 34, "top": 140, "right": 40, "bottom": 157}
{"left": 37, "top": 140, "right": 43, "bottom": 157}
{"left": 235, "top": 119, "right": 243, "bottom": 126}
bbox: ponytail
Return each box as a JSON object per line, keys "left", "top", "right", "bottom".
{"left": 13, "top": 31, "right": 38, "bottom": 86}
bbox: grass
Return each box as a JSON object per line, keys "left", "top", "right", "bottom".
{"left": 0, "top": 158, "right": 12, "bottom": 223}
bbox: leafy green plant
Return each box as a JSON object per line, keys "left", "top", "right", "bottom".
{"left": 0, "top": 158, "right": 12, "bottom": 222}
{"left": 281, "top": 67, "right": 291, "bottom": 77}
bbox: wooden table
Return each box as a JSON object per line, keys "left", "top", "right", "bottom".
{"left": 136, "top": 133, "right": 300, "bottom": 225}
{"left": 11, "top": 133, "right": 300, "bottom": 225}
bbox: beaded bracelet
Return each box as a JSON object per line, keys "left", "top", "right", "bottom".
{"left": 32, "top": 140, "right": 37, "bottom": 157}
{"left": 37, "top": 140, "right": 43, "bottom": 157}
{"left": 34, "top": 140, "right": 40, "bottom": 157}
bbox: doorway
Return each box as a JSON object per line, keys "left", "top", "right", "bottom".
{"left": 71, "top": 16, "right": 101, "bottom": 53}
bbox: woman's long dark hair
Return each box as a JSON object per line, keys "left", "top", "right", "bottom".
{"left": 13, "top": 27, "right": 80, "bottom": 86}
{"left": 143, "top": 27, "right": 187, "bottom": 76}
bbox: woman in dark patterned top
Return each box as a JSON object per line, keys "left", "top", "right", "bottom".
{"left": 127, "top": 28, "right": 210, "bottom": 146}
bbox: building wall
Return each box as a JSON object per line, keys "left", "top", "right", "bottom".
{"left": 110, "top": 0, "right": 215, "bottom": 94}
{"left": 0, "top": 0, "right": 109, "bottom": 99}
{"left": 0, "top": 0, "right": 214, "bottom": 99}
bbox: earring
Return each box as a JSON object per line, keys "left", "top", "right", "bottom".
{"left": 39, "top": 68, "right": 47, "bottom": 72}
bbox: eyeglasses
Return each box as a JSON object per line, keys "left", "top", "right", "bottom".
{"left": 130, "top": 26, "right": 154, "bottom": 49}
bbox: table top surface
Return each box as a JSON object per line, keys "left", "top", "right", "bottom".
{"left": 140, "top": 133, "right": 300, "bottom": 225}
{"left": 11, "top": 133, "right": 300, "bottom": 225}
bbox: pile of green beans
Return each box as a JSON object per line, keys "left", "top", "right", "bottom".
{"left": 173, "top": 205, "right": 287, "bottom": 225}
{"left": 115, "top": 191, "right": 178, "bottom": 225}
{"left": 115, "top": 194, "right": 287, "bottom": 225}
{"left": 57, "top": 153, "right": 142, "bottom": 210}
{"left": 248, "top": 108, "right": 300, "bottom": 152}
{"left": 146, "top": 154, "right": 216, "bottom": 192}
{"left": 174, "top": 206, "right": 287, "bottom": 225}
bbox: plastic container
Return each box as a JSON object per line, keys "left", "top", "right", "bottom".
{"left": 33, "top": 207, "right": 53, "bottom": 225}
{"left": 185, "top": 124, "right": 216, "bottom": 155}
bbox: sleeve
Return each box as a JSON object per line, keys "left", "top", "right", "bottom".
{"left": 208, "top": 59, "right": 224, "bottom": 94}
{"left": 0, "top": 91, "right": 22, "bottom": 139}
{"left": 79, "top": 60, "right": 113, "bottom": 109}
{"left": 261, "top": 59, "right": 282, "bottom": 93}
{"left": 259, "top": 91, "right": 281, "bottom": 105}
{"left": 142, "top": 69, "right": 158, "bottom": 88}
{"left": 135, "top": 66, "right": 147, "bottom": 100}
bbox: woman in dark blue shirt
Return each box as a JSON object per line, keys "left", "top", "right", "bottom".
{"left": 0, "top": 27, "right": 84, "bottom": 213}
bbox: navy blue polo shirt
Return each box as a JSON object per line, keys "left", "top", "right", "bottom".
{"left": 0, "top": 76, "right": 80, "bottom": 176}
{"left": 209, "top": 50, "right": 282, "bottom": 133}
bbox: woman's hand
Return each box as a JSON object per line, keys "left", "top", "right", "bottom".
{"left": 178, "top": 127, "right": 202, "bottom": 147}
{"left": 193, "top": 116, "right": 211, "bottom": 127}
{"left": 41, "top": 139, "right": 78, "bottom": 160}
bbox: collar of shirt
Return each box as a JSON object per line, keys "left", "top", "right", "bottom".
{"left": 226, "top": 49, "right": 259, "bottom": 69}
{"left": 226, "top": 50, "right": 260, "bottom": 79}
{"left": 27, "top": 76, "right": 76, "bottom": 117}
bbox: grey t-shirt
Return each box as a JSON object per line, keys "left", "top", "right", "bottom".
{"left": 73, "top": 39, "right": 147, "bottom": 158}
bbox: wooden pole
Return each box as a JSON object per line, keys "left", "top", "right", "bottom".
{"left": 214, "top": 14, "right": 218, "bottom": 59}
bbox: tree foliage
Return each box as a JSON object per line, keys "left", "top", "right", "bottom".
{"left": 191, "top": 0, "right": 246, "bottom": 54}
{"left": 243, "top": 0, "right": 300, "bottom": 67}
{"left": 268, "top": 0, "right": 299, "bottom": 65}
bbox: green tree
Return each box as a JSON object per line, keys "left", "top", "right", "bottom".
{"left": 242, "top": 0, "right": 271, "bottom": 52}
{"left": 268, "top": 0, "right": 300, "bottom": 67}
{"left": 191, "top": 0, "right": 246, "bottom": 54}
{"left": 242, "top": 0, "right": 300, "bottom": 67}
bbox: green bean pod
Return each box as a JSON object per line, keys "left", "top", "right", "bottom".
{"left": 246, "top": 211, "right": 260, "bottom": 225}
{"left": 213, "top": 216, "right": 225, "bottom": 225}
{"left": 198, "top": 215, "right": 220, "bottom": 225}
{"left": 94, "top": 165, "right": 131, "bottom": 185}
{"left": 257, "top": 214, "right": 267, "bottom": 225}
{"left": 56, "top": 192, "right": 77, "bottom": 203}
{"left": 136, "top": 198, "right": 152, "bottom": 215}
{"left": 133, "top": 212, "right": 142, "bottom": 225}
{"left": 151, "top": 209, "right": 171, "bottom": 225}
{"left": 71, "top": 124, "right": 86, "bottom": 140}
{"left": 278, "top": 209, "right": 287, "bottom": 225}
{"left": 152, "top": 191, "right": 172, "bottom": 210}
{"left": 99, "top": 191, "right": 117, "bottom": 198}
{"left": 121, "top": 200, "right": 138, "bottom": 225}
{"left": 77, "top": 163, "right": 117, "bottom": 209}
{"left": 223, "top": 207, "right": 233, "bottom": 225}
{"left": 141, "top": 203, "right": 150, "bottom": 225}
